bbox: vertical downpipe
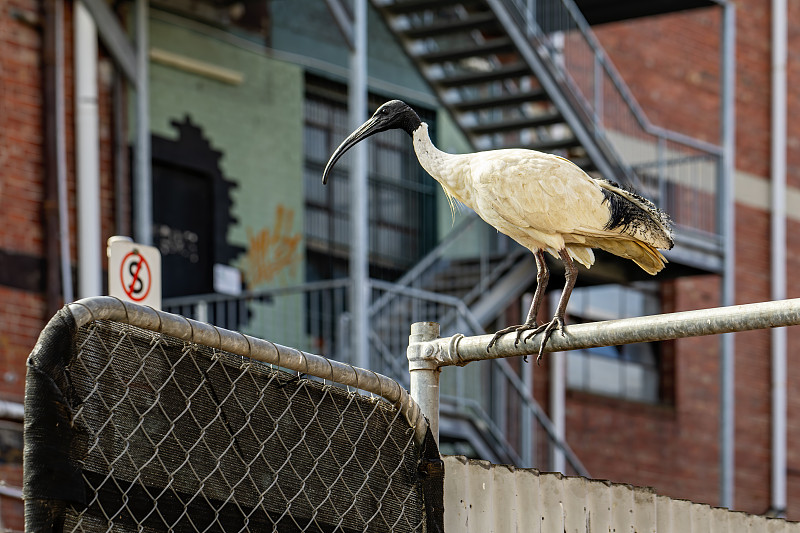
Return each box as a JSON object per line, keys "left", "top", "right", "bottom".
{"left": 349, "top": 0, "right": 369, "bottom": 370}
{"left": 43, "top": 0, "right": 72, "bottom": 311}
{"left": 134, "top": 0, "right": 152, "bottom": 245}
{"left": 770, "top": 0, "right": 788, "bottom": 516}
{"left": 74, "top": 2, "right": 102, "bottom": 298}
{"left": 719, "top": 1, "right": 737, "bottom": 509}
{"left": 55, "top": 0, "right": 72, "bottom": 303}
{"left": 549, "top": 350, "right": 566, "bottom": 473}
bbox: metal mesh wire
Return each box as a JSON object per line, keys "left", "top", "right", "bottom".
{"left": 31, "top": 316, "right": 428, "bottom": 532}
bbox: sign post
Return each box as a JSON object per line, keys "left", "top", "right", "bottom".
{"left": 107, "top": 236, "right": 162, "bottom": 309}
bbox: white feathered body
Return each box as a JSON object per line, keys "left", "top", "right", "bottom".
{"left": 412, "top": 123, "right": 672, "bottom": 274}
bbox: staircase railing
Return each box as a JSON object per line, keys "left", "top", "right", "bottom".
{"left": 493, "top": 0, "right": 723, "bottom": 237}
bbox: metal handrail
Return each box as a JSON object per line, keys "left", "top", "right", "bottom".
{"left": 485, "top": 0, "right": 724, "bottom": 240}
{"left": 513, "top": 0, "right": 722, "bottom": 157}
{"left": 368, "top": 213, "right": 479, "bottom": 317}
{"left": 426, "top": 298, "right": 800, "bottom": 365}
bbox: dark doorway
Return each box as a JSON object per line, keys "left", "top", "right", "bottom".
{"left": 152, "top": 163, "right": 214, "bottom": 297}
{"left": 149, "top": 117, "right": 243, "bottom": 298}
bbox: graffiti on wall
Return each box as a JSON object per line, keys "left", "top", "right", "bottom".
{"left": 242, "top": 204, "right": 302, "bottom": 286}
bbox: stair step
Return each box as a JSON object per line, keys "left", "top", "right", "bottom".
{"left": 468, "top": 112, "right": 564, "bottom": 135}
{"left": 487, "top": 135, "right": 584, "bottom": 153}
{"left": 526, "top": 136, "right": 582, "bottom": 152}
{"left": 379, "top": 0, "right": 486, "bottom": 15}
{"left": 451, "top": 89, "right": 548, "bottom": 112}
{"left": 428, "top": 257, "right": 512, "bottom": 295}
{"left": 418, "top": 38, "right": 515, "bottom": 63}
{"left": 435, "top": 62, "right": 530, "bottom": 87}
{"left": 402, "top": 11, "right": 500, "bottom": 39}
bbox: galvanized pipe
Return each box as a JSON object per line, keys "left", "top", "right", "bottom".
{"left": 407, "top": 322, "right": 442, "bottom": 445}
{"left": 74, "top": 1, "right": 102, "bottom": 298}
{"left": 134, "top": 0, "right": 152, "bottom": 245}
{"left": 771, "top": 0, "right": 788, "bottom": 515}
{"left": 55, "top": 0, "right": 73, "bottom": 305}
{"left": 549, "top": 345, "right": 565, "bottom": 473}
{"left": 417, "top": 298, "right": 800, "bottom": 367}
{"left": 348, "top": 0, "right": 369, "bottom": 371}
{"left": 719, "top": 1, "right": 737, "bottom": 509}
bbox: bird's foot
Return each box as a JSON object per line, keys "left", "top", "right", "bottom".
{"left": 487, "top": 322, "right": 536, "bottom": 349}
{"left": 486, "top": 322, "right": 540, "bottom": 362}
{"left": 522, "top": 316, "right": 565, "bottom": 365}
{"left": 486, "top": 317, "right": 566, "bottom": 364}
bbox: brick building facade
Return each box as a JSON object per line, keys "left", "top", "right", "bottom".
{"left": 558, "top": 3, "right": 800, "bottom": 517}
{"left": 1, "top": 0, "right": 798, "bottom": 528}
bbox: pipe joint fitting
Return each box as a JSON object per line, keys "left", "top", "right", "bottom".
{"left": 407, "top": 321, "right": 442, "bottom": 371}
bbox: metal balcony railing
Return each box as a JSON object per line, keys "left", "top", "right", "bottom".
{"left": 495, "top": 0, "right": 724, "bottom": 238}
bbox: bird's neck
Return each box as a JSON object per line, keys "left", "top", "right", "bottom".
{"left": 412, "top": 123, "right": 463, "bottom": 195}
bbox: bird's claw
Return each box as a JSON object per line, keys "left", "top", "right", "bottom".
{"left": 486, "top": 317, "right": 565, "bottom": 365}
{"left": 486, "top": 322, "right": 537, "bottom": 352}
{"left": 533, "top": 317, "right": 565, "bottom": 365}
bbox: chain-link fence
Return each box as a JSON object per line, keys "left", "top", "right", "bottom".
{"left": 24, "top": 297, "right": 442, "bottom": 532}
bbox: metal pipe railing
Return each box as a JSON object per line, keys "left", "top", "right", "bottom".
{"left": 416, "top": 298, "right": 800, "bottom": 367}
{"left": 164, "top": 277, "right": 597, "bottom": 473}
{"left": 408, "top": 298, "right": 800, "bottom": 455}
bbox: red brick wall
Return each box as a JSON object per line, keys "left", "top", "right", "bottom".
{"left": 0, "top": 1, "right": 45, "bottom": 527}
{"left": 564, "top": 275, "right": 725, "bottom": 508}
{"left": 564, "top": 0, "right": 800, "bottom": 519}
{"left": 1, "top": 1, "right": 45, "bottom": 258}
{"left": 1, "top": 1, "right": 121, "bottom": 528}
{"left": 1, "top": 1, "right": 120, "bottom": 361}
{"left": 594, "top": 3, "right": 771, "bottom": 177}
{"left": 1, "top": 0, "right": 45, "bottom": 403}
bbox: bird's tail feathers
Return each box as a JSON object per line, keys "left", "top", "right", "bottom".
{"left": 596, "top": 179, "right": 674, "bottom": 250}
{"left": 600, "top": 238, "right": 668, "bottom": 275}
{"left": 566, "top": 246, "right": 595, "bottom": 269}
{"left": 570, "top": 228, "right": 668, "bottom": 275}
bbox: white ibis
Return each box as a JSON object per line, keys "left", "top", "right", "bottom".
{"left": 323, "top": 100, "right": 673, "bottom": 363}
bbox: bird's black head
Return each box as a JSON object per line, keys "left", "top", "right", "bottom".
{"left": 322, "top": 100, "right": 422, "bottom": 184}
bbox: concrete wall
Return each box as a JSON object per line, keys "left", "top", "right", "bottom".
{"left": 444, "top": 455, "right": 798, "bottom": 532}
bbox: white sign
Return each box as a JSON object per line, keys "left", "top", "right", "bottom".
{"left": 213, "top": 263, "right": 242, "bottom": 296}
{"left": 107, "top": 236, "right": 162, "bottom": 309}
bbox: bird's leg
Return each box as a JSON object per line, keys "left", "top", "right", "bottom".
{"left": 486, "top": 250, "right": 549, "bottom": 357}
{"left": 523, "top": 248, "right": 578, "bottom": 364}
{"left": 521, "top": 250, "right": 549, "bottom": 333}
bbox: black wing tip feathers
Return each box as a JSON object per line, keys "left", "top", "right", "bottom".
{"left": 600, "top": 181, "right": 674, "bottom": 250}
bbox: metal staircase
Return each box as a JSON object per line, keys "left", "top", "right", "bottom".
{"left": 373, "top": 0, "right": 725, "bottom": 274}
{"left": 374, "top": 0, "right": 630, "bottom": 178}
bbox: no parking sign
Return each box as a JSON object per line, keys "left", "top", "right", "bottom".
{"left": 108, "top": 236, "right": 162, "bottom": 309}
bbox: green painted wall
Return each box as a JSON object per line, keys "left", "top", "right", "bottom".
{"left": 148, "top": 15, "right": 305, "bottom": 291}
{"left": 147, "top": 14, "right": 307, "bottom": 347}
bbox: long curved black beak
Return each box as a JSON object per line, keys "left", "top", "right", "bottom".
{"left": 322, "top": 115, "right": 381, "bottom": 185}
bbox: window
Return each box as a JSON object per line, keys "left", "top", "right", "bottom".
{"left": 303, "top": 81, "right": 438, "bottom": 281}
{"left": 564, "top": 283, "right": 661, "bottom": 403}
